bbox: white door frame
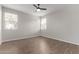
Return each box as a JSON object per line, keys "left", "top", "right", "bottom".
{"left": 0, "top": 5, "right": 2, "bottom": 45}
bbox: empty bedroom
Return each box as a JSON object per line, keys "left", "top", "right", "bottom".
{"left": 0, "top": 4, "right": 79, "bottom": 54}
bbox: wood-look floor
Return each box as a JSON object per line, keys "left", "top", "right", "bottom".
{"left": 0, "top": 36, "right": 79, "bottom": 54}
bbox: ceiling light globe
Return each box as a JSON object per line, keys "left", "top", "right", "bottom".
{"left": 37, "top": 9, "right": 40, "bottom": 11}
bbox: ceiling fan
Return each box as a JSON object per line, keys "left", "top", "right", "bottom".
{"left": 33, "top": 4, "right": 47, "bottom": 11}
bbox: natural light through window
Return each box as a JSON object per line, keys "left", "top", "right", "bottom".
{"left": 41, "top": 17, "right": 47, "bottom": 30}
{"left": 4, "top": 12, "right": 18, "bottom": 30}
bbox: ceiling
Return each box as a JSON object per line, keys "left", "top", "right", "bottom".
{"left": 2, "top": 4, "right": 67, "bottom": 16}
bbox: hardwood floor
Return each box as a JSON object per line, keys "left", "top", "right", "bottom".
{"left": 0, "top": 36, "right": 79, "bottom": 54}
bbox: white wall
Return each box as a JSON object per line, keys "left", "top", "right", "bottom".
{"left": 2, "top": 5, "right": 79, "bottom": 45}
{"left": 41, "top": 5, "right": 79, "bottom": 45}
{"left": 2, "top": 7, "right": 40, "bottom": 42}
{"left": 0, "top": 5, "right": 2, "bottom": 44}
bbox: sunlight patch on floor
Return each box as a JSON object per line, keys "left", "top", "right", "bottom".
{"left": 39, "top": 39, "right": 50, "bottom": 53}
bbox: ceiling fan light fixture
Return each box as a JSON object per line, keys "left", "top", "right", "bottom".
{"left": 37, "top": 9, "right": 40, "bottom": 11}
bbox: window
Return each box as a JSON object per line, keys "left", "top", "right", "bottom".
{"left": 4, "top": 12, "right": 18, "bottom": 30}
{"left": 41, "top": 17, "right": 47, "bottom": 30}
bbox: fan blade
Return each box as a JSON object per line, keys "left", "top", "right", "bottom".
{"left": 33, "top": 4, "right": 38, "bottom": 9}
{"left": 40, "top": 8, "right": 47, "bottom": 10}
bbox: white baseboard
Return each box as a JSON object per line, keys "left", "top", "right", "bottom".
{"left": 0, "top": 41, "right": 2, "bottom": 45}
{"left": 2, "top": 35, "right": 39, "bottom": 43}
{"left": 41, "top": 35, "right": 79, "bottom": 45}
{"left": 0, "top": 40, "right": 2, "bottom": 45}
{"left": 0, "top": 37, "right": 2, "bottom": 45}
{"left": 2, "top": 35, "right": 79, "bottom": 46}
